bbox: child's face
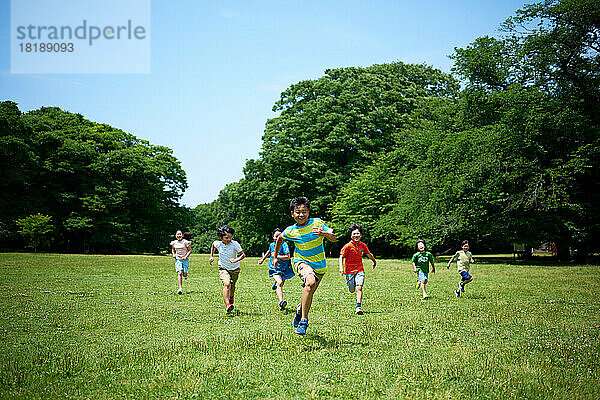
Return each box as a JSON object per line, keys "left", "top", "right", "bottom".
{"left": 417, "top": 242, "right": 426, "bottom": 252}
{"left": 291, "top": 204, "right": 309, "bottom": 226}
{"left": 175, "top": 231, "right": 183, "bottom": 240}
{"left": 272, "top": 231, "right": 281, "bottom": 241}
{"left": 351, "top": 229, "right": 362, "bottom": 242}
{"left": 221, "top": 233, "right": 233, "bottom": 244}
{"left": 462, "top": 243, "right": 469, "bottom": 251}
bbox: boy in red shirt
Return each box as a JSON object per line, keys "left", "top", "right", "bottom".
{"left": 339, "top": 223, "right": 377, "bottom": 315}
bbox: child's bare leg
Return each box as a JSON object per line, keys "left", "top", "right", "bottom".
{"left": 463, "top": 277, "right": 473, "bottom": 286}
{"left": 177, "top": 271, "right": 183, "bottom": 290}
{"left": 274, "top": 275, "right": 284, "bottom": 302}
{"left": 356, "top": 285, "right": 363, "bottom": 304}
{"left": 301, "top": 273, "right": 320, "bottom": 319}
{"left": 230, "top": 282, "right": 236, "bottom": 298}
{"left": 222, "top": 282, "right": 231, "bottom": 304}
{"left": 420, "top": 281, "right": 427, "bottom": 295}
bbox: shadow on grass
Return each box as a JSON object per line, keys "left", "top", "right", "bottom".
{"left": 301, "top": 332, "right": 367, "bottom": 350}
{"left": 224, "top": 309, "right": 262, "bottom": 318}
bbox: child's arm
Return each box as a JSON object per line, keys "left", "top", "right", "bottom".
{"left": 313, "top": 226, "right": 336, "bottom": 242}
{"left": 272, "top": 234, "right": 284, "bottom": 268}
{"left": 367, "top": 253, "right": 377, "bottom": 269}
{"left": 447, "top": 252, "right": 456, "bottom": 269}
{"left": 230, "top": 250, "right": 246, "bottom": 263}
{"left": 339, "top": 255, "right": 345, "bottom": 275}
{"left": 183, "top": 242, "right": 192, "bottom": 260}
{"left": 277, "top": 253, "right": 291, "bottom": 261}
{"left": 412, "top": 262, "right": 417, "bottom": 274}
{"left": 430, "top": 260, "right": 436, "bottom": 273}
{"left": 258, "top": 249, "right": 271, "bottom": 264}
{"left": 209, "top": 243, "right": 215, "bottom": 265}
{"left": 171, "top": 244, "right": 177, "bottom": 259}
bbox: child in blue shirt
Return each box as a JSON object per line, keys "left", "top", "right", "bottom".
{"left": 258, "top": 228, "right": 295, "bottom": 310}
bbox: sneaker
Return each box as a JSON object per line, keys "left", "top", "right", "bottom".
{"left": 279, "top": 300, "right": 287, "bottom": 310}
{"left": 177, "top": 289, "right": 182, "bottom": 295}
{"left": 422, "top": 293, "right": 428, "bottom": 300}
{"left": 292, "top": 304, "right": 302, "bottom": 327}
{"left": 226, "top": 303, "right": 234, "bottom": 313}
{"left": 356, "top": 307, "right": 364, "bottom": 315}
{"left": 460, "top": 282, "right": 465, "bottom": 292}
{"left": 272, "top": 283, "right": 277, "bottom": 290}
{"left": 455, "top": 289, "right": 461, "bottom": 297}
{"left": 295, "top": 319, "right": 308, "bottom": 335}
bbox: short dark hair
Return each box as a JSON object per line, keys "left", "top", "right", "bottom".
{"left": 416, "top": 239, "right": 427, "bottom": 251}
{"left": 272, "top": 228, "right": 282, "bottom": 235}
{"left": 183, "top": 231, "right": 194, "bottom": 240}
{"left": 349, "top": 223, "right": 363, "bottom": 234}
{"left": 461, "top": 240, "right": 469, "bottom": 246}
{"left": 290, "top": 196, "right": 310, "bottom": 211}
{"left": 217, "top": 225, "right": 235, "bottom": 238}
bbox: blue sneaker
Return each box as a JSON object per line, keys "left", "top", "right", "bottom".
{"left": 295, "top": 319, "right": 308, "bottom": 335}
{"left": 279, "top": 300, "right": 287, "bottom": 310}
{"left": 460, "top": 282, "right": 465, "bottom": 292}
{"left": 272, "top": 283, "right": 277, "bottom": 290}
{"left": 455, "top": 289, "right": 461, "bottom": 297}
{"left": 293, "top": 305, "right": 302, "bottom": 327}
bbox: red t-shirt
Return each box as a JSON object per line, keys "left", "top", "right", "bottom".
{"left": 340, "top": 241, "right": 371, "bottom": 274}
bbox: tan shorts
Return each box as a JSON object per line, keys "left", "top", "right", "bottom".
{"left": 296, "top": 262, "right": 325, "bottom": 287}
{"left": 219, "top": 268, "right": 240, "bottom": 285}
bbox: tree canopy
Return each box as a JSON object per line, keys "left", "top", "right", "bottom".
{"left": 0, "top": 102, "right": 191, "bottom": 253}
{"left": 194, "top": 0, "right": 599, "bottom": 259}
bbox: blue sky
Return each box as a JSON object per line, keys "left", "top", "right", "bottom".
{"left": 0, "top": 0, "right": 527, "bottom": 207}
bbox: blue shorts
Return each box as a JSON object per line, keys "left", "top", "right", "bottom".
{"left": 345, "top": 271, "right": 365, "bottom": 291}
{"left": 460, "top": 270, "right": 472, "bottom": 281}
{"left": 175, "top": 259, "right": 189, "bottom": 273}
{"left": 417, "top": 270, "right": 428, "bottom": 283}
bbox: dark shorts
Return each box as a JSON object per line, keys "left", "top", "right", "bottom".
{"left": 460, "top": 271, "right": 472, "bottom": 281}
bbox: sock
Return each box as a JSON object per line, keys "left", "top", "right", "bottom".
{"left": 229, "top": 296, "right": 234, "bottom": 304}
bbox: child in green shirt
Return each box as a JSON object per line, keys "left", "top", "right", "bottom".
{"left": 411, "top": 239, "right": 435, "bottom": 300}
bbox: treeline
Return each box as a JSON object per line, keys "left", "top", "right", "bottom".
{"left": 0, "top": 103, "right": 191, "bottom": 253}
{"left": 191, "top": 0, "right": 599, "bottom": 260}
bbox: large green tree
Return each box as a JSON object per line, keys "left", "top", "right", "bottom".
{"left": 201, "top": 63, "right": 459, "bottom": 255}
{"left": 0, "top": 103, "right": 190, "bottom": 253}
{"left": 333, "top": 0, "right": 599, "bottom": 258}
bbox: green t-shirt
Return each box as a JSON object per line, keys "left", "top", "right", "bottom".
{"left": 412, "top": 251, "right": 434, "bottom": 274}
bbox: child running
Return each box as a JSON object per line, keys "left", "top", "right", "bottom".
{"left": 339, "top": 223, "right": 376, "bottom": 315}
{"left": 209, "top": 225, "right": 246, "bottom": 313}
{"left": 272, "top": 196, "right": 336, "bottom": 335}
{"left": 182, "top": 232, "right": 194, "bottom": 279}
{"left": 447, "top": 240, "right": 475, "bottom": 297}
{"left": 170, "top": 230, "right": 192, "bottom": 295}
{"left": 258, "top": 228, "right": 295, "bottom": 310}
{"left": 411, "top": 239, "right": 435, "bottom": 300}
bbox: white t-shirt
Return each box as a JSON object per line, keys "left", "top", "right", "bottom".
{"left": 212, "top": 240, "right": 243, "bottom": 270}
{"left": 170, "top": 239, "right": 191, "bottom": 259}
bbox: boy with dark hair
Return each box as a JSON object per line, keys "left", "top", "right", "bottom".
{"left": 272, "top": 196, "right": 336, "bottom": 335}
{"left": 411, "top": 239, "right": 435, "bottom": 300}
{"left": 210, "top": 225, "right": 246, "bottom": 313}
{"left": 447, "top": 240, "right": 475, "bottom": 297}
{"left": 339, "top": 223, "right": 376, "bottom": 315}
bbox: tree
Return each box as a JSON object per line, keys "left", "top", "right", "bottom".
{"left": 0, "top": 103, "right": 190, "bottom": 253}
{"left": 15, "top": 213, "right": 53, "bottom": 252}
{"left": 209, "top": 63, "right": 459, "bottom": 255}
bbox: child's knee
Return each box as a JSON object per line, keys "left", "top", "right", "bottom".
{"left": 223, "top": 281, "right": 232, "bottom": 288}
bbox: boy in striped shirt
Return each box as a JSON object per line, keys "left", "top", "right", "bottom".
{"left": 272, "top": 196, "right": 336, "bottom": 335}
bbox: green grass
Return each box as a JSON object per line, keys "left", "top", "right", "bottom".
{"left": 0, "top": 253, "right": 599, "bottom": 399}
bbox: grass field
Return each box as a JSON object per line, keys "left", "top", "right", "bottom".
{"left": 0, "top": 253, "right": 599, "bottom": 399}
